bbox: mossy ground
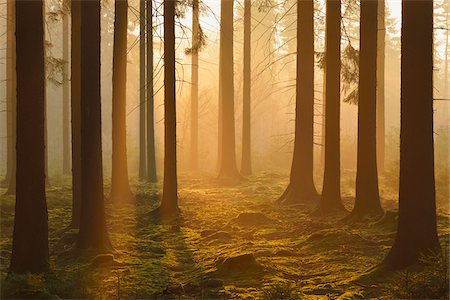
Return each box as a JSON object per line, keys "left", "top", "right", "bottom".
{"left": 0, "top": 172, "right": 448, "bottom": 299}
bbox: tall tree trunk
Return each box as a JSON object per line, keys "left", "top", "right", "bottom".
{"left": 217, "top": 50, "right": 222, "bottom": 172}
{"left": 240, "top": 0, "right": 252, "bottom": 176}
{"left": 70, "top": 0, "right": 81, "bottom": 229}
{"left": 190, "top": 0, "right": 199, "bottom": 171}
{"left": 384, "top": 0, "right": 439, "bottom": 269}
{"left": 146, "top": 0, "right": 157, "bottom": 182}
{"left": 159, "top": 0, "right": 178, "bottom": 215}
{"left": 348, "top": 0, "right": 383, "bottom": 219}
{"left": 279, "top": 0, "right": 318, "bottom": 204}
{"left": 442, "top": 2, "right": 449, "bottom": 205}
{"left": 62, "top": 12, "right": 71, "bottom": 175}
{"left": 217, "top": 0, "right": 241, "bottom": 179}
{"left": 376, "top": 0, "right": 385, "bottom": 174}
{"left": 75, "top": 0, "right": 112, "bottom": 253}
{"left": 139, "top": 0, "right": 147, "bottom": 180}
{"left": 10, "top": 0, "right": 49, "bottom": 273}
{"left": 110, "top": 0, "right": 133, "bottom": 202}
{"left": 4, "top": 0, "right": 16, "bottom": 195}
{"left": 316, "top": 0, "right": 345, "bottom": 214}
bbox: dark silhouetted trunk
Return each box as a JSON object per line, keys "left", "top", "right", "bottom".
{"left": 70, "top": 0, "right": 81, "bottom": 228}
{"left": 316, "top": 0, "right": 345, "bottom": 214}
{"left": 4, "top": 0, "right": 16, "bottom": 195}
{"left": 376, "top": 0, "right": 385, "bottom": 174}
{"left": 190, "top": 0, "right": 199, "bottom": 171}
{"left": 62, "top": 12, "right": 71, "bottom": 175}
{"left": 240, "top": 0, "right": 252, "bottom": 176}
{"left": 217, "top": 50, "right": 222, "bottom": 172}
{"left": 110, "top": 0, "right": 133, "bottom": 202}
{"left": 279, "top": 0, "right": 318, "bottom": 204}
{"left": 384, "top": 0, "right": 439, "bottom": 269}
{"left": 217, "top": 0, "right": 241, "bottom": 179}
{"left": 349, "top": 0, "right": 383, "bottom": 219}
{"left": 139, "top": 0, "right": 147, "bottom": 180}
{"left": 75, "top": 0, "right": 112, "bottom": 253}
{"left": 442, "top": 5, "right": 449, "bottom": 204}
{"left": 159, "top": 0, "right": 178, "bottom": 214}
{"left": 146, "top": 0, "right": 157, "bottom": 182}
{"left": 10, "top": 0, "right": 49, "bottom": 273}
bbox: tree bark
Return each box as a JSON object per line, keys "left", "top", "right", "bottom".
{"left": 146, "top": 0, "right": 157, "bottom": 182}
{"left": 240, "top": 0, "right": 252, "bottom": 176}
{"left": 279, "top": 0, "right": 318, "bottom": 204}
{"left": 217, "top": 0, "right": 241, "bottom": 180}
{"left": 384, "top": 0, "right": 439, "bottom": 269}
{"left": 110, "top": 0, "right": 133, "bottom": 202}
{"left": 316, "top": 0, "right": 345, "bottom": 214}
{"left": 348, "top": 0, "right": 383, "bottom": 220}
{"left": 10, "top": 0, "right": 49, "bottom": 273}
{"left": 139, "top": 0, "right": 147, "bottom": 180}
{"left": 70, "top": 0, "right": 82, "bottom": 229}
{"left": 75, "top": 0, "right": 112, "bottom": 253}
{"left": 159, "top": 0, "right": 179, "bottom": 215}
{"left": 4, "top": 0, "right": 16, "bottom": 195}
{"left": 376, "top": 0, "right": 385, "bottom": 174}
{"left": 190, "top": 0, "right": 199, "bottom": 171}
{"left": 63, "top": 12, "right": 71, "bottom": 175}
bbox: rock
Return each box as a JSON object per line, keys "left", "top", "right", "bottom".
{"left": 164, "top": 283, "right": 184, "bottom": 295}
{"left": 232, "top": 212, "right": 273, "bottom": 227}
{"left": 218, "top": 253, "right": 262, "bottom": 272}
{"left": 90, "top": 254, "right": 115, "bottom": 267}
{"left": 202, "top": 278, "right": 224, "bottom": 288}
{"left": 183, "top": 282, "right": 200, "bottom": 294}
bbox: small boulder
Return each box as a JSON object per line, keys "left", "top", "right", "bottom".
{"left": 218, "top": 253, "right": 262, "bottom": 272}
{"left": 202, "top": 278, "right": 224, "bottom": 289}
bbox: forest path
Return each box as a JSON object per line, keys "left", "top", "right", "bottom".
{"left": 0, "top": 172, "right": 448, "bottom": 299}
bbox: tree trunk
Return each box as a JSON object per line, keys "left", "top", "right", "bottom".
{"left": 240, "top": 0, "right": 252, "bottom": 176}
{"left": 110, "top": 0, "right": 133, "bottom": 202}
{"left": 376, "top": 0, "right": 385, "bottom": 174}
{"left": 70, "top": 0, "right": 82, "bottom": 229}
{"left": 442, "top": 3, "right": 449, "bottom": 205}
{"left": 190, "top": 0, "right": 199, "bottom": 171}
{"left": 217, "top": 0, "right": 241, "bottom": 180}
{"left": 384, "top": 0, "right": 439, "bottom": 269}
{"left": 62, "top": 12, "right": 71, "bottom": 175}
{"left": 159, "top": 0, "right": 179, "bottom": 215}
{"left": 4, "top": 0, "right": 16, "bottom": 195}
{"left": 279, "top": 0, "right": 318, "bottom": 204}
{"left": 316, "top": 0, "right": 345, "bottom": 214}
{"left": 10, "top": 0, "right": 49, "bottom": 273}
{"left": 139, "top": 0, "right": 147, "bottom": 180}
{"left": 146, "top": 0, "right": 157, "bottom": 182}
{"left": 349, "top": 0, "right": 383, "bottom": 219}
{"left": 75, "top": 0, "right": 112, "bottom": 253}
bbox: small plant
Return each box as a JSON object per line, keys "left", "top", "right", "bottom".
{"left": 262, "top": 282, "right": 303, "bottom": 300}
{"left": 390, "top": 250, "right": 449, "bottom": 299}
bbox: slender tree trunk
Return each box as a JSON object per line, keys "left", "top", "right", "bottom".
{"left": 75, "top": 0, "right": 112, "bottom": 253}
{"left": 146, "top": 0, "right": 157, "bottom": 182}
{"left": 217, "top": 50, "right": 222, "bottom": 172}
{"left": 10, "top": 0, "right": 49, "bottom": 273}
{"left": 279, "top": 0, "right": 318, "bottom": 204}
{"left": 442, "top": 3, "right": 449, "bottom": 204}
{"left": 139, "top": 0, "right": 147, "bottom": 180}
{"left": 316, "top": 0, "right": 345, "bottom": 214}
{"left": 190, "top": 0, "right": 199, "bottom": 171}
{"left": 376, "top": 0, "right": 385, "bottom": 174}
{"left": 110, "top": 0, "right": 133, "bottom": 202}
{"left": 384, "top": 0, "right": 439, "bottom": 269}
{"left": 349, "top": 0, "right": 383, "bottom": 220}
{"left": 240, "top": 0, "right": 252, "bottom": 176}
{"left": 70, "top": 0, "right": 81, "bottom": 229}
{"left": 62, "top": 12, "right": 71, "bottom": 175}
{"left": 218, "top": 0, "right": 241, "bottom": 180}
{"left": 4, "top": 0, "right": 16, "bottom": 195}
{"left": 159, "top": 0, "right": 178, "bottom": 215}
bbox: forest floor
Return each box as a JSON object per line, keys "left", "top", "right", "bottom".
{"left": 0, "top": 172, "right": 449, "bottom": 299}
